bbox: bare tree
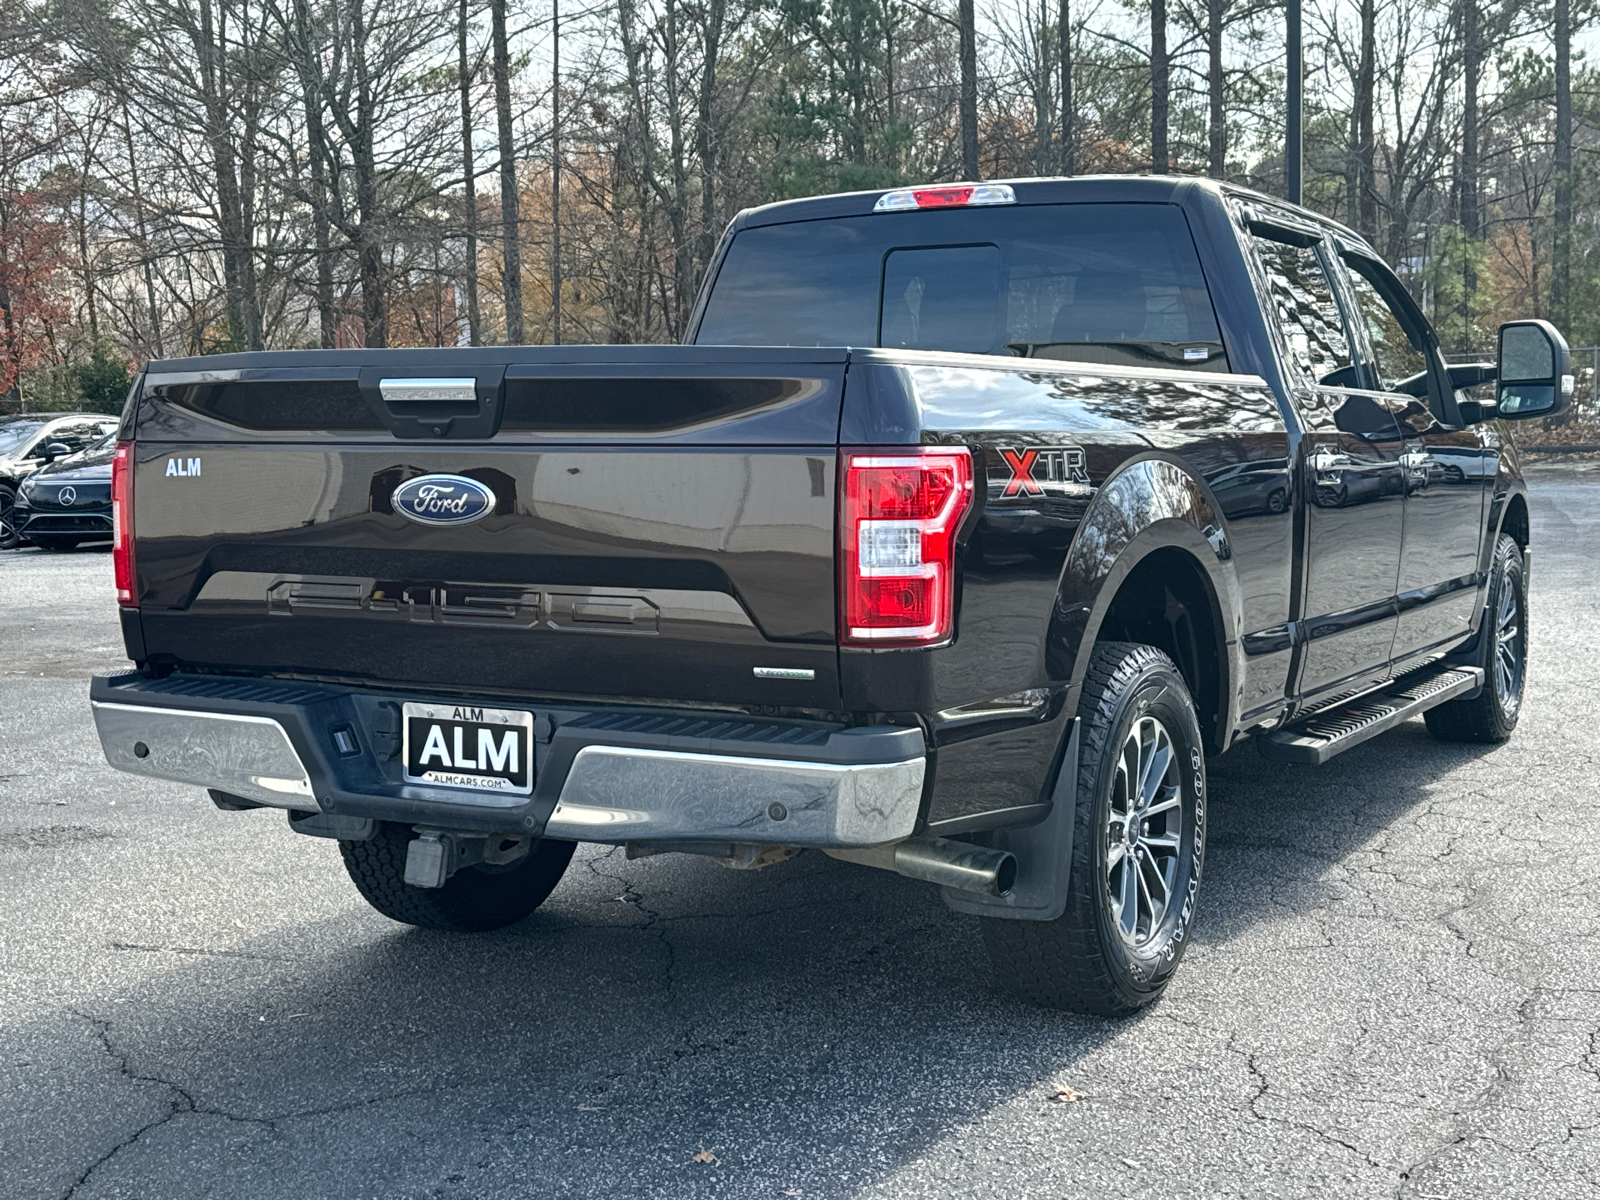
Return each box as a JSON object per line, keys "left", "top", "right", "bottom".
{"left": 491, "top": 0, "right": 522, "bottom": 343}
{"left": 1152, "top": 0, "right": 1168, "bottom": 173}
{"left": 1355, "top": 0, "right": 1375, "bottom": 238}
{"left": 1551, "top": 0, "right": 1571, "bottom": 326}
{"left": 960, "top": 0, "right": 979, "bottom": 175}
{"left": 459, "top": 0, "right": 482, "bottom": 345}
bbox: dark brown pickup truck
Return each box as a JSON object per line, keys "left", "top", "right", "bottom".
{"left": 92, "top": 176, "right": 1570, "bottom": 1014}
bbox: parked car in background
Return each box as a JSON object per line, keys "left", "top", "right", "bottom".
{"left": 11, "top": 429, "right": 118, "bottom": 551}
{"left": 0, "top": 414, "right": 122, "bottom": 550}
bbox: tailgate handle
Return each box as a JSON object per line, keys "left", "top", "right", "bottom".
{"left": 379, "top": 378, "right": 478, "bottom": 404}
{"left": 358, "top": 366, "right": 505, "bottom": 439}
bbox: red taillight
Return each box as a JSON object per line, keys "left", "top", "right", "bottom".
{"left": 112, "top": 440, "right": 135, "bottom": 607}
{"left": 840, "top": 448, "right": 974, "bottom": 646}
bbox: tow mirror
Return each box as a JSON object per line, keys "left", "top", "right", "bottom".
{"left": 1496, "top": 319, "right": 1573, "bottom": 420}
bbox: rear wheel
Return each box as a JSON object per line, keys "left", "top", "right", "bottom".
{"left": 339, "top": 822, "right": 576, "bottom": 932}
{"left": 0, "top": 486, "right": 17, "bottom": 550}
{"left": 982, "top": 642, "right": 1206, "bottom": 1016}
{"left": 1425, "top": 533, "right": 1526, "bottom": 743}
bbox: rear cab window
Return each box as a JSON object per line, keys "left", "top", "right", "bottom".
{"left": 696, "top": 203, "right": 1230, "bottom": 372}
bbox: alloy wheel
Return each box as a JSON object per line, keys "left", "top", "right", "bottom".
{"left": 1493, "top": 568, "right": 1524, "bottom": 713}
{"left": 1105, "top": 715, "right": 1183, "bottom": 947}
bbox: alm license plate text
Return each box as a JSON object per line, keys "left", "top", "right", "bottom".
{"left": 402, "top": 702, "right": 534, "bottom": 795}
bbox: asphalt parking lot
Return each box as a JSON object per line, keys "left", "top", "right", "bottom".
{"left": 2, "top": 460, "right": 1598, "bottom": 1200}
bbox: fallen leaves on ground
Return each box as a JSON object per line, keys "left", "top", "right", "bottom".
{"left": 1050, "top": 1087, "right": 1085, "bottom": 1104}
{"left": 691, "top": 1150, "right": 717, "bottom": 1164}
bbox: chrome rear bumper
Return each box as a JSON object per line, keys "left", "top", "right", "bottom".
{"left": 547, "top": 745, "right": 924, "bottom": 845}
{"left": 92, "top": 702, "right": 314, "bottom": 807}
{"left": 90, "top": 675, "right": 927, "bottom": 846}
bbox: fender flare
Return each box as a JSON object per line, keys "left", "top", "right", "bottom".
{"left": 1044, "top": 455, "right": 1246, "bottom": 748}
{"left": 1486, "top": 477, "right": 1530, "bottom": 559}
{"left": 1453, "top": 464, "right": 1528, "bottom": 662}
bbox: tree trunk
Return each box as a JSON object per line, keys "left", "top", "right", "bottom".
{"left": 78, "top": 165, "right": 98, "bottom": 346}
{"left": 662, "top": 0, "right": 692, "bottom": 336}
{"left": 1206, "top": 0, "right": 1224, "bottom": 179}
{"left": 1460, "top": 0, "right": 1479, "bottom": 312}
{"left": 696, "top": 0, "right": 725, "bottom": 281}
{"left": 886, "top": 3, "right": 896, "bottom": 128}
{"left": 237, "top": 58, "right": 263, "bottom": 350}
{"left": 120, "top": 100, "right": 163, "bottom": 358}
{"left": 1552, "top": 0, "right": 1571, "bottom": 327}
{"left": 1033, "top": 0, "right": 1049, "bottom": 172}
{"left": 491, "top": 0, "right": 523, "bottom": 343}
{"left": 351, "top": 0, "right": 386, "bottom": 347}
{"left": 1460, "top": 0, "right": 1478, "bottom": 238}
{"left": 1151, "top": 0, "right": 1168, "bottom": 173}
{"left": 195, "top": 0, "right": 247, "bottom": 350}
{"left": 1059, "top": 0, "right": 1073, "bottom": 174}
{"left": 291, "top": 0, "right": 336, "bottom": 348}
{"left": 1356, "top": 0, "right": 1376, "bottom": 241}
{"left": 1285, "top": 0, "right": 1301, "bottom": 202}
{"left": 959, "top": 0, "right": 979, "bottom": 178}
{"left": 459, "top": 0, "right": 481, "bottom": 345}
{"left": 1344, "top": 109, "right": 1358, "bottom": 226}
{"left": 551, "top": 0, "right": 562, "bottom": 344}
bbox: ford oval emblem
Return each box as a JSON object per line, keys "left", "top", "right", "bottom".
{"left": 391, "top": 474, "right": 497, "bottom": 526}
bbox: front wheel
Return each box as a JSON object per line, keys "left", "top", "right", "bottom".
{"left": 340, "top": 822, "right": 576, "bottom": 932}
{"left": 0, "top": 485, "right": 18, "bottom": 550}
{"left": 982, "top": 642, "right": 1207, "bottom": 1016}
{"left": 1425, "top": 533, "right": 1526, "bottom": 743}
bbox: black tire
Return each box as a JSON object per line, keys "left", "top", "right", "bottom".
{"left": 982, "top": 642, "right": 1207, "bottom": 1016}
{"left": 0, "top": 485, "right": 18, "bottom": 551}
{"left": 28, "top": 535, "right": 84, "bottom": 552}
{"left": 339, "top": 822, "right": 576, "bottom": 932}
{"left": 1425, "top": 534, "right": 1527, "bottom": 744}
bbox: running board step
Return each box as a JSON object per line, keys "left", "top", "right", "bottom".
{"left": 1258, "top": 665, "right": 1484, "bottom": 765}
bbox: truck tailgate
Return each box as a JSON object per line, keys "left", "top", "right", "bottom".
{"left": 127, "top": 348, "right": 847, "bottom": 711}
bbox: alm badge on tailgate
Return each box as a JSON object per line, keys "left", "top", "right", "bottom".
{"left": 402, "top": 702, "right": 534, "bottom": 794}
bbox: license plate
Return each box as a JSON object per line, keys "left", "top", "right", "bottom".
{"left": 402, "top": 702, "right": 534, "bottom": 795}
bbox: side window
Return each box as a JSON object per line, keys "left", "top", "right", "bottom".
{"left": 1339, "top": 256, "right": 1429, "bottom": 392}
{"left": 1251, "top": 237, "right": 1360, "bottom": 388}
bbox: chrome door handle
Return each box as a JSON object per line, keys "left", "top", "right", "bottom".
{"left": 1309, "top": 450, "right": 1350, "bottom": 476}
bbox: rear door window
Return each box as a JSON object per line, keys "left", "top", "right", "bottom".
{"left": 1250, "top": 236, "right": 1361, "bottom": 389}
{"left": 697, "top": 203, "right": 1228, "bottom": 371}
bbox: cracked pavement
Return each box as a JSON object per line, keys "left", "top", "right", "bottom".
{"left": 2, "top": 460, "right": 1598, "bottom": 1199}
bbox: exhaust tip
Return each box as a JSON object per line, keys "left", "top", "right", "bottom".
{"left": 992, "top": 852, "right": 1018, "bottom": 897}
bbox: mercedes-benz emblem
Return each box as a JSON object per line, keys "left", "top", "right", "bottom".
{"left": 58, "top": 486, "right": 77, "bottom": 505}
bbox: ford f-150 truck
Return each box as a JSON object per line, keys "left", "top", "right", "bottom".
{"left": 90, "top": 177, "right": 1571, "bottom": 1015}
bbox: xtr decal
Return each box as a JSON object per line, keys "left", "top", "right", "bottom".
{"left": 996, "top": 445, "right": 1089, "bottom": 498}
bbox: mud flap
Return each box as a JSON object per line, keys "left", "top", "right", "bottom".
{"left": 939, "top": 719, "right": 1078, "bottom": 922}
